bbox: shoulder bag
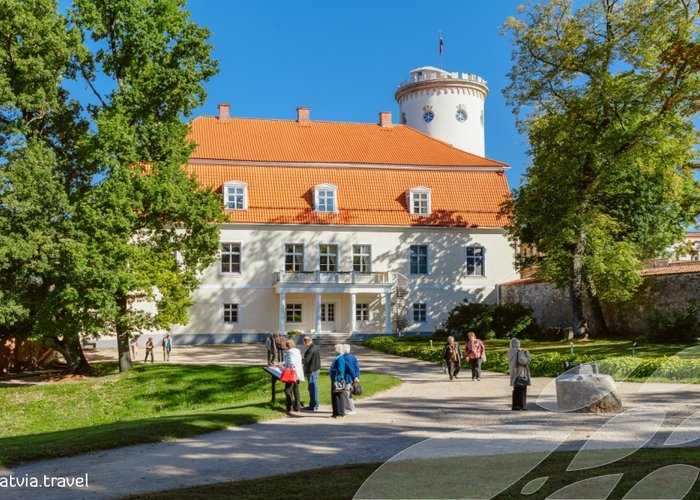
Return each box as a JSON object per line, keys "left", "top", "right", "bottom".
{"left": 280, "top": 368, "right": 298, "bottom": 383}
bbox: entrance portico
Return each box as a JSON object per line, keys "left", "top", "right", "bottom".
{"left": 274, "top": 271, "right": 395, "bottom": 335}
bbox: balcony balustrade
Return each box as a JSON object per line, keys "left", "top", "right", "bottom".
{"left": 274, "top": 270, "right": 392, "bottom": 285}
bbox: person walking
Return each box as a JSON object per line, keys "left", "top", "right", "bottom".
{"left": 342, "top": 344, "right": 360, "bottom": 415}
{"left": 442, "top": 336, "right": 461, "bottom": 380}
{"left": 275, "top": 333, "right": 287, "bottom": 363}
{"left": 283, "top": 339, "right": 305, "bottom": 415}
{"left": 329, "top": 344, "right": 347, "bottom": 418}
{"left": 130, "top": 337, "right": 139, "bottom": 358}
{"left": 265, "top": 333, "right": 277, "bottom": 365}
{"left": 302, "top": 336, "right": 321, "bottom": 411}
{"left": 162, "top": 334, "right": 172, "bottom": 362}
{"left": 466, "top": 331, "right": 486, "bottom": 381}
{"left": 144, "top": 337, "right": 155, "bottom": 363}
{"left": 507, "top": 337, "right": 532, "bottom": 410}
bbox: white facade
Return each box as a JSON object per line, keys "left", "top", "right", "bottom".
{"left": 172, "top": 224, "right": 518, "bottom": 340}
{"left": 395, "top": 66, "right": 488, "bottom": 157}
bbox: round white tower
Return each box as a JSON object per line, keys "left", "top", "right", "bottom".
{"left": 395, "top": 66, "right": 488, "bottom": 157}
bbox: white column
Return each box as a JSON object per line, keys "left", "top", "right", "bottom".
{"left": 315, "top": 293, "right": 322, "bottom": 334}
{"left": 278, "top": 292, "right": 286, "bottom": 334}
{"left": 384, "top": 291, "right": 392, "bottom": 334}
{"left": 349, "top": 292, "right": 357, "bottom": 334}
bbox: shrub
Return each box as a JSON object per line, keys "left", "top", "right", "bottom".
{"left": 442, "top": 300, "right": 540, "bottom": 340}
{"left": 645, "top": 300, "right": 700, "bottom": 343}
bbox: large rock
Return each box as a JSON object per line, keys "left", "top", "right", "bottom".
{"left": 555, "top": 373, "right": 623, "bottom": 413}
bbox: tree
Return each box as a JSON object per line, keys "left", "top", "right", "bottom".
{"left": 501, "top": 0, "right": 700, "bottom": 336}
{"left": 0, "top": 0, "right": 223, "bottom": 373}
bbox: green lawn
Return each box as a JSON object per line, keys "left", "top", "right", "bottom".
{"left": 126, "top": 447, "right": 700, "bottom": 499}
{"left": 482, "top": 338, "right": 696, "bottom": 358}
{"left": 0, "top": 364, "right": 400, "bottom": 466}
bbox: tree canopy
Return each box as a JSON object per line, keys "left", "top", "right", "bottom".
{"left": 0, "top": 0, "right": 223, "bottom": 372}
{"left": 502, "top": 0, "right": 700, "bottom": 335}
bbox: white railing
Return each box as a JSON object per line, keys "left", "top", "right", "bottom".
{"left": 274, "top": 271, "right": 391, "bottom": 285}
{"left": 397, "top": 72, "right": 487, "bottom": 89}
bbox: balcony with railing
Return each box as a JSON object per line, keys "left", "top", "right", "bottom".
{"left": 274, "top": 270, "right": 392, "bottom": 285}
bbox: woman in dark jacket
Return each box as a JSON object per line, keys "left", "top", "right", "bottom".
{"left": 443, "top": 336, "right": 461, "bottom": 380}
{"left": 329, "top": 344, "right": 347, "bottom": 418}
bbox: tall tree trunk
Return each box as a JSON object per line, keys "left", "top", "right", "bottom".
{"left": 47, "top": 335, "right": 92, "bottom": 374}
{"left": 570, "top": 229, "right": 590, "bottom": 338}
{"left": 116, "top": 294, "right": 133, "bottom": 373}
{"left": 586, "top": 283, "right": 610, "bottom": 337}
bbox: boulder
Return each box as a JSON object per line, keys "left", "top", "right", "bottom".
{"left": 555, "top": 373, "right": 623, "bottom": 413}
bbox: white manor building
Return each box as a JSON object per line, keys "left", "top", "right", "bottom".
{"left": 170, "top": 68, "right": 519, "bottom": 343}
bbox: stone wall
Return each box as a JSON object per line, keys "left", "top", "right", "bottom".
{"left": 500, "top": 270, "right": 700, "bottom": 337}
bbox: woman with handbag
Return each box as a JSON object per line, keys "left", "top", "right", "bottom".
{"left": 283, "top": 339, "right": 305, "bottom": 415}
{"left": 507, "top": 337, "right": 532, "bottom": 411}
{"left": 329, "top": 344, "right": 347, "bottom": 418}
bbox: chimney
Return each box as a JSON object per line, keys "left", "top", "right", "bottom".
{"left": 296, "top": 106, "right": 310, "bottom": 124}
{"left": 218, "top": 103, "right": 230, "bottom": 121}
{"left": 379, "top": 111, "right": 392, "bottom": 128}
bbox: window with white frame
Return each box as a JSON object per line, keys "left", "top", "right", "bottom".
{"left": 408, "top": 187, "right": 431, "bottom": 215}
{"left": 413, "top": 303, "right": 427, "bottom": 323}
{"left": 319, "top": 244, "right": 338, "bottom": 272}
{"left": 284, "top": 244, "right": 304, "bottom": 272}
{"left": 223, "top": 303, "right": 239, "bottom": 323}
{"left": 352, "top": 244, "right": 371, "bottom": 273}
{"left": 220, "top": 243, "right": 241, "bottom": 273}
{"left": 466, "top": 246, "right": 485, "bottom": 276}
{"left": 314, "top": 184, "right": 338, "bottom": 213}
{"left": 356, "top": 303, "right": 369, "bottom": 322}
{"left": 222, "top": 181, "right": 248, "bottom": 210}
{"left": 286, "top": 303, "right": 302, "bottom": 323}
{"left": 409, "top": 245, "right": 428, "bottom": 274}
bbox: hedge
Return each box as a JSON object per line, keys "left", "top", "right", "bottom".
{"left": 363, "top": 337, "right": 699, "bottom": 382}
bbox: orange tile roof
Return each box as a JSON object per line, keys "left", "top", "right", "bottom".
{"left": 188, "top": 116, "right": 507, "bottom": 167}
{"left": 186, "top": 115, "right": 512, "bottom": 228}
{"left": 640, "top": 262, "right": 700, "bottom": 276}
{"left": 187, "top": 164, "right": 511, "bottom": 228}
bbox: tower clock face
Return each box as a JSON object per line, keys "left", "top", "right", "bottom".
{"left": 455, "top": 109, "right": 467, "bottom": 122}
{"left": 422, "top": 111, "right": 434, "bottom": 123}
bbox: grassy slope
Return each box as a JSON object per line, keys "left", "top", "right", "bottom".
{"left": 0, "top": 364, "right": 400, "bottom": 466}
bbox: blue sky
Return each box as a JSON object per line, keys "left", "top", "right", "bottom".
{"left": 186, "top": 1, "right": 529, "bottom": 188}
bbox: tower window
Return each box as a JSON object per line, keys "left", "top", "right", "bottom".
{"left": 422, "top": 111, "right": 434, "bottom": 123}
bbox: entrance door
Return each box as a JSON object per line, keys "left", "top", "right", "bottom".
{"left": 320, "top": 303, "right": 337, "bottom": 332}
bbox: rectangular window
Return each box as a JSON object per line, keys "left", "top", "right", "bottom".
{"left": 223, "top": 303, "right": 239, "bottom": 323}
{"left": 319, "top": 244, "right": 338, "bottom": 272}
{"left": 413, "top": 303, "right": 427, "bottom": 323}
{"left": 321, "top": 303, "right": 335, "bottom": 322}
{"left": 409, "top": 245, "right": 428, "bottom": 274}
{"left": 356, "top": 303, "right": 369, "bottom": 322}
{"left": 412, "top": 192, "right": 429, "bottom": 214}
{"left": 221, "top": 243, "right": 241, "bottom": 273}
{"left": 225, "top": 185, "right": 245, "bottom": 210}
{"left": 317, "top": 189, "right": 336, "bottom": 212}
{"left": 466, "top": 246, "right": 485, "bottom": 276}
{"left": 286, "top": 304, "right": 302, "bottom": 323}
{"left": 284, "top": 244, "right": 304, "bottom": 272}
{"left": 352, "top": 245, "right": 371, "bottom": 273}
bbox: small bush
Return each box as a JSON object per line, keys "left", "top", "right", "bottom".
{"left": 442, "top": 300, "right": 540, "bottom": 339}
{"left": 645, "top": 300, "right": 700, "bottom": 343}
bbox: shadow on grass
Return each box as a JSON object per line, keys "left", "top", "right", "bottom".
{"left": 0, "top": 401, "right": 276, "bottom": 468}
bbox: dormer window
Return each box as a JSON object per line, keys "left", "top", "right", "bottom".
{"left": 223, "top": 181, "right": 248, "bottom": 210}
{"left": 408, "top": 187, "right": 432, "bottom": 215}
{"left": 314, "top": 184, "right": 338, "bottom": 213}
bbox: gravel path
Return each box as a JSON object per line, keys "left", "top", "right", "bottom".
{"left": 1, "top": 345, "right": 698, "bottom": 499}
